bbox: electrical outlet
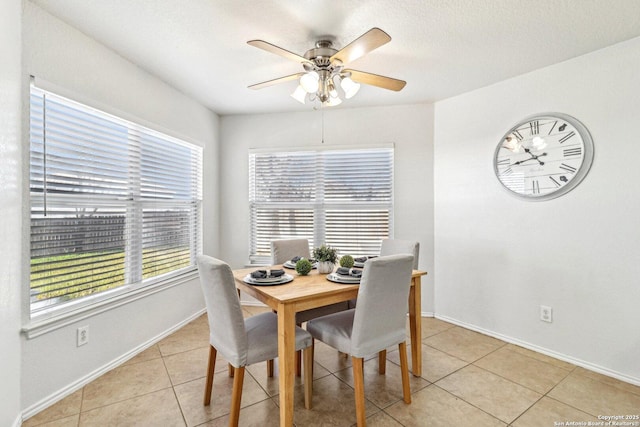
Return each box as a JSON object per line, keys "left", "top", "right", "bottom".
{"left": 540, "top": 305, "right": 553, "bottom": 323}
{"left": 77, "top": 325, "right": 89, "bottom": 346}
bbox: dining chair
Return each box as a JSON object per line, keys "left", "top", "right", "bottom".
{"left": 196, "top": 255, "right": 314, "bottom": 426}
{"left": 271, "top": 238, "right": 352, "bottom": 323}
{"left": 306, "top": 254, "right": 414, "bottom": 426}
{"left": 377, "top": 238, "right": 420, "bottom": 372}
{"left": 271, "top": 238, "right": 352, "bottom": 372}
{"left": 270, "top": 238, "right": 312, "bottom": 265}
{"left": 380, "top": 239, "right": 420, "bottom": 269}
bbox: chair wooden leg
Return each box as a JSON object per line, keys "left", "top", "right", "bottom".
{"left": 378, "top": 350, "right": 387, "bottom": 375}
{"left": 204, "top": 345, "right": 217, "bottom": 405}
{"left": 228, "top": 363, "right": 234, "bottom": 377}
{"left": 310, "top": 339, "right": 315, "bottom": 379}
{"left": 266, "top": 359, "right": 274, "bottom": 377}
{"left": 296, "top": 322, "right": 302, "bottom": 377}
{"left": 229, "top": 366, "right": 245, "bottom": 427}
{"left": 398, "top": 342, "right": 411, "bottom": 404}
{"left": 303, "top": 346, "right": 313, "bottom": 409}
{"left": 352, "top": 357, "right": 366, "bottom": 427}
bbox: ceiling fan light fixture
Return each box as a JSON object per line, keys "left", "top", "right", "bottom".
{"left": 248, "top": 28, "right": 405, "bottom": 107}
{"left": 325, "top": 96, "right": 342, "bottom": 107}
{"left": 290, "top": 85, "right": 307, "bottom": 104}
{"left": 300, "top": 71, "right": 319, "bottom": 93}
{"left": 327, "top": 79, "right": 339, "bottom": 99}
{"left": 341, "top": 76, "right": 361, "bottom": 99}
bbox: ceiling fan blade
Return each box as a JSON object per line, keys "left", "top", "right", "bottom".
{"left": 247, "top": 40, "right": 312, "bottom": 65}
{"left": 346, "top": 69, "right": 406, "bottom": 91}
{"left": 248, "top": 73, "right": 305, "bottom": 90}
{"left": 330, "top": 28, "right": 391, "bottom": 64}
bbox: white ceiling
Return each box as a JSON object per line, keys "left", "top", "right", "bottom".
{"left": 31, "top": 0, "right": 640, "bottom": 116}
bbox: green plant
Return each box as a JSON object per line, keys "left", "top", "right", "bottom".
{"left": 339, "top": 255, "right": 354, "bottom": 268}
{"left": 295, "top": 258, "right": 313, "bottom": 276}
{"left": 312, "top": 245, "right": 338, "bottom": 263}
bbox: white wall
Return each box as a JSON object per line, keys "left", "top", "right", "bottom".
{"left": 0, "top": 1, "right": 23, "bottom": 425}
{"left": 434, "top": 36, "right": 640, "bottom": 383}
{"left": 219, "top": 104, "right": 435, "bottom": 313}
{"left": 21, "top": 2, "right": 220, "bottom": 412}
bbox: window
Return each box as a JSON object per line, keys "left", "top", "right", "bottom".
{"left": 249, "top": 145, "right": 393, "bottom": 264}
{"left": 29, "top": 85, "right": 202, "bottom": 317}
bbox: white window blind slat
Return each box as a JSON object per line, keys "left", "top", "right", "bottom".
{"left": 249, "top": 147, "right": 393, "bottom": 264}
{"left": 29, "top": 85, "right": 202, "bottom": 316}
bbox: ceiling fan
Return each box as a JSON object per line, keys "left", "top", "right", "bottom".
{"left": 247, "top": 27, "right": 406, "bottom": 107}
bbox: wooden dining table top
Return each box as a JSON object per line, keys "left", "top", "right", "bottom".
{"left": 232, "top": 265, "right": 426, "bottom": 312}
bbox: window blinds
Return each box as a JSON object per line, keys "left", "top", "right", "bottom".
{"left": 29, "top": 86, "right": 202, "bottom": 315}
{"left": 249, "top": 146, "right": 393, "bottom": 264}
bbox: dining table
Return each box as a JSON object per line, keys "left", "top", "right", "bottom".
{"left": 233, "top": 265, "right": 427, "bottom": 427}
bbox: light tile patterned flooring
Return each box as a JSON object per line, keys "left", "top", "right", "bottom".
{"left": 24, "top": 305, "right": 640, "bottom": 426}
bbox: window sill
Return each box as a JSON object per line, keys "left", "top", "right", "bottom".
{"left": 22, "top": 269, "right": 198, "bottom": 339}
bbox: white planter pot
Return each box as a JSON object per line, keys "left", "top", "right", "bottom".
{"left": 317, "top": 261, "right": 334, "bottom": 274}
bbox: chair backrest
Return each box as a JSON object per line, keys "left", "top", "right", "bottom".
{"left": 270, "top": 238, "right": 311, "bottom": 264}
{"left": 351, "top": 254, "right": 414, "bottom": 357}
{"left": 380, "top": 239, "right": 420, "bottom": 269}
{"left": 196, "top": 255, "right": 248, "bottom": 367}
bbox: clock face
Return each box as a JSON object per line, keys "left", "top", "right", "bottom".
{"left": 493, "top": 113, "right": 594, "bottom": 201}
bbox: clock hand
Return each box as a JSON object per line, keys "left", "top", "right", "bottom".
{"left": 513, "top": 158, "right": 537, "bottom": 166}
{"left": 512, "top": 152, "right": 548, "bottom": 166}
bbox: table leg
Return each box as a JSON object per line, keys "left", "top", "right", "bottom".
{"left": 277, "top": 303, "right": 296, "bottom": 427}
{"left": 408, "top": 276, "right": 422, "bottom": 376}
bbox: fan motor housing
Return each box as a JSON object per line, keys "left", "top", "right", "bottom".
{"left": 303, "top": 40, "right": 340, "bottom": 71}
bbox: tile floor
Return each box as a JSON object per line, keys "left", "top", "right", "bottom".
{"left": 24, "top": 306, "right": 640, "bottom": 426}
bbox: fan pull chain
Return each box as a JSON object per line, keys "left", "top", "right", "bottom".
{"left": 321, "top": 108, "right": 325, "bottom": 144}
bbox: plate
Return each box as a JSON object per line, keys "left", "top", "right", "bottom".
{"left": 243, "top": 273, "right": 294, "bottom": 286}
{"left": 327, "top": 273, "right": 361, "bottom": 284}
{"left": 283, "top": 260, "right": 318, "bottom": 269}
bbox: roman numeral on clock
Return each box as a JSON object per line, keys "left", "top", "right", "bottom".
{"left": 549, "top": 176, "right": 561, "bottom": 187}
{"left": 513, "top": 130, "right": 524, "bottom": 141}
{"left": 500, "top": 167, "right": 513, "bottom": 176}
{"left": 559, "top": 163, "right": 577, "bottom": 173}
{"left": 496, "top": 158, "right": 510, "bottom": 166}
{"left": 559, "top": 131, "right": 575, "bottom": 143}
{"left": 532, "top": 180, "right": 540, "bottom": 194}
{"left": 530, "top": 121, "right": 539, "bottom": 135}
{"left": 564, "top": 147, "right": 582, "bottom": 157}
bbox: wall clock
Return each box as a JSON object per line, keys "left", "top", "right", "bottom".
{"left": 493, "top": 112, "right": 594, "bottom": 201}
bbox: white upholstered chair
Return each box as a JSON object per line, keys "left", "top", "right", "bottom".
{"left": 270, "top": 238, "right": 352, "bottom": 373}
{"left": 376, "top": 239, "right": 421, "bottom": 372}
{"left": 271, "top": 239, "right": 350, "bottom": 324}
{"left": 380, "top": 239, "right": 420, "bottom": 269}
{"left": 306, "top": 254, "right": 414, "bottom": 426}
{"left": 196, "top": 255, "right": 314, "bottom": 426}
{"left": 270, "top": 238, "right": 311, "bottom": 265}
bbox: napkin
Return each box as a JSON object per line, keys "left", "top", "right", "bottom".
{"left": 336, "top": 267, "right": 350, "bottom": 276}
{"left": 290, "top": 256, "right": 302, "bottom": 263}
{"left": 354, "top": 257, "right": 368, "bottom": 263}
{"left": 251, "top": 269, "right": 285, "bottom": 279}
{"left": 336, "top": 267, "right": 362, "bottom": 278}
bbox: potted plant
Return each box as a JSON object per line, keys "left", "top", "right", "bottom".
{"left": 312, "top": 244, "right": 338, "bottom": 274}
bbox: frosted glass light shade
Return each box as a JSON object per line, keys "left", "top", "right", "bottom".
{"left": 325, "top": 96, "right": 342, "bottom": 107}
{"left": 341, "top": 77, "right": 360, "bottom": 99}
{"left": 300, "top": 71, "right": 319, "bottom": 93}
{"left": 290, "top": 85, "right": 307, "bottom": 104}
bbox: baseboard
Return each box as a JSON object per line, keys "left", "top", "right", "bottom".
{"left": 12, "top": 413, "right": 21, "bottom": 427}
{"left": 436, "top": 314, "right": 640, "bottom": 387}
{"left": 21, "top": 308, "right": 206, "bottom": 421}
